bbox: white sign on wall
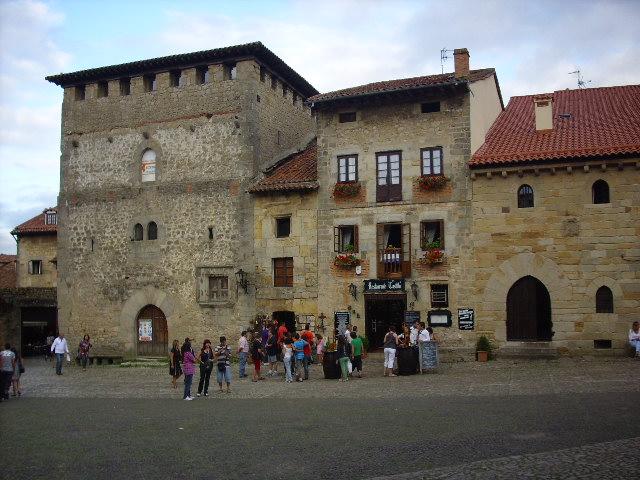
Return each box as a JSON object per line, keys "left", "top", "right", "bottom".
{"left": 138, "top": 319, "right": 153, "bottom": 342}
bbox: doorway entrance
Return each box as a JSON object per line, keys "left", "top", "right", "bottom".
{"left": 21, "top": 307, "right": 57, "bottom": 356}
{"left": 136, "top": 305, "right": 168, "bottom": 356}
{"left": 273, "top": 311, "right": 296, "bottom": 334}
{"left": 365, "top": 293, "right": 407, "bottom": 348}
{"left": 506, "top": 276, "right": 552, "bottom": 341}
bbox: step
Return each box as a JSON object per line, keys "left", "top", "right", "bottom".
{"left": 497, "top": 342, "right": 559, "bottom": 359}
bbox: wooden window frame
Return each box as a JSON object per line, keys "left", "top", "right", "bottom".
{"left": 208, "top": 275, "right": 229, "bottom": 301}
{"left": 337, "top": 155, "right": 358, "bottom": 183}
{"left": 334, "top": 225, "right": 359, "bottom": 253}
{"left": 430, "top": 284, "right": 449, "bottom": 308}
{"left": 420, "top": 220, "right": 445, "bottom": 249}
{"left": 376, "top": 151, "right": 403, "bottom": 202}
{"left": 517, "top": 184, "right": 534, "bottom": 208}
{"left": 375, "top": 223, "right": 411, "bottom": 278}
{"left": 595, "top": 286, "right": 614, "bottom": 313}
{"left": 45, "top": 211, "right": 57, "bottom": 225}
{"left": 421, "top": 147, "right": 444, "bottom": 176}
{"left": 28, "top": 260, "right": 43, "bottom": 275}
{"left": 273, "top": 257, "right": 293, "bottom": 287}
{"left": 275, "top": 217, "right": 291, "bottom": 238}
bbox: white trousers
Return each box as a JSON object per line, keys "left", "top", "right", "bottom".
{"left": 384, "top": 348, "right": 396, "bottom": 369}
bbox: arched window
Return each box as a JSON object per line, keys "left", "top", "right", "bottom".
{"left": 592, "top": 180, "right": 609, "bottom": 204}
{"left": 147, "top": 221, "right": 158, "bottom": 240}
{"left": 133, "top": 223, "right": 144, "bottom": 241}
{"left": 141, "top": 149, "right": 157, "bottom": 182}
{"left": 517, "top": 184, "right": 534, "bottom": 208}
{"left": 595, "top": 286, "right": 614, "bottom": 313}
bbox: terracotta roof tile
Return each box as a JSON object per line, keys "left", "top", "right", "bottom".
{"left": 249, "top": 140, "right": 317, "bottom": 193}
{"left": 11, "top": 208, "right": 58, "bottom": 235}
{"left": 308, "top": 69, "right": 495, "bottom": 104}
{"left": 470, "top": 85, "right": 640, "bottom": 167}
{"left": 0, "top": 254, "right": 17, "bottom": 289}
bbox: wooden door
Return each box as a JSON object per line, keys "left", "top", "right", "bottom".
{"left": 506, "top": 276, "right": 552, "bottom": 341}
{"left": 365, "top": 294, "right": 407, "bottom": 348}
{"left": 136, "top": 305, "right": 168, "bottom": 356}
{"left": 376, "top": 151, "right": 402, "bottom": 202}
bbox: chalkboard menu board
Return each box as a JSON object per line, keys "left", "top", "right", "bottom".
{"left": 334, "top": 311, "right": 351, "bottom": 335}
{"left": 420, "top": 341, "right": 438, "bottom": 370}
{"left": 404, "top": 310, "right": 420, "bottom": 327}
{"left": 458, "top": 308, "right": 475, "bottom": 330}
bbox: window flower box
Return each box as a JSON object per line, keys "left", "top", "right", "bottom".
{"left": 333, "top": 253, "right": 361, "bottom": 269}
{"left": 417, "top": 175, "right": 448, "bottom": 191}
{"left": 333, "top": 181, "right": 361, "bottom": 198}
{"left": 420, "top": 240, "right": 445, "bottom": 266}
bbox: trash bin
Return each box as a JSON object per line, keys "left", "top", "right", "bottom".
{"left": 322, "top": 351, "right": 341, "bottom": 379}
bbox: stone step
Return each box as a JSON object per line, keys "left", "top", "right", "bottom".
{"left": 135, "top": 356, "right": 168, "bottom": 363}
{"left": 497, "top": 342, "right": 559, "bottom": 359}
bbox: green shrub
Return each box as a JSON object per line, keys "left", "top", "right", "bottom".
{"left": 476, "top": 335, "right": 492, "bottom": 353}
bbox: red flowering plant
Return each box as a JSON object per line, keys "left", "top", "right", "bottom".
{"left": 421, "top": 240, "right": 445, "bottom": 265}
{"left": 334, "top": 245, "right": 360, "bottom": 269}
{"left": 417, "top": 175, "right": 448, "bottom": 191}
{"left": 333, "top": 181, "right": 361, "bottom": 198}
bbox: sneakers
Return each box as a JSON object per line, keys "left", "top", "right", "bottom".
{"left": 204, "top": 393, "right": 208, "bottom": 397}
{"left": 184, "top": 396, "right": 194, "bottom": 401}
{"left": 196, "top": 393, "right": 201, "bottom": 397}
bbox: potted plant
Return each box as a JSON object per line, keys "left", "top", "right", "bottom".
{"left": 333, "top": 181, "right": 361, "bottom": 198}
{"left": 417, "top": 174, "right": 448, "bottom": 191}
{"left": 422, "top": 240, "right": 444, "bottom": 265}
{"left": 476, "top": 335, "right": 492, "bottom": 362}
{"left": 333, "top": 246, "right": 361, "bottom": 269}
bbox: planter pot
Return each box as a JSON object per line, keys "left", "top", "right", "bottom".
{"left": 397, "top": 346, "right": 419, "bottom": 375}
{"left": 322, "top": 351, "right": 341, "bottom": 379}
{"left": 477, "top": 350, "right": 489, "bottom": 362}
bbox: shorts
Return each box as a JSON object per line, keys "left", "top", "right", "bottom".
{"left": 352, "top": 355, "right": 362, "bottom": 371}
{"left": 268, "top": 354, "right": 277, "bottom": 363}
{"left": 252, "top": 358, "right": 261, "bottom": 371}
{"left": 216, "top": 365, "right": 232, "bottom": 384}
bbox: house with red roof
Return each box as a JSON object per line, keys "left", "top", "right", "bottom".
{"left": 468, "top": 85, "right": 640, "bottom": 356}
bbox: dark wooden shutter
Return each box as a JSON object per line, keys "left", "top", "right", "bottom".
{"left": 388, "top": 152, "right": 402, "bottom": 201}
{"left": 334, "top": 227, "right": 340, "bottom": 252}
{"left": 376, "top": 224, "right": 385, "bottom": 276}
{"left": 353, "top": 225, "right": 359, "bottom": 253}
{"left": 376, "top": 153, "right": 389, "bottom": 202}
{"left": 401, "top": 223, "right": 411, "bottom": 278}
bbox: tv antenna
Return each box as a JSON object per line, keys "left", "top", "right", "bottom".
{"left": 569, "top": 69, "right": 591, "bottom": 89}
{"left": 440, "top": 48, "right": 453, "bottom": 74}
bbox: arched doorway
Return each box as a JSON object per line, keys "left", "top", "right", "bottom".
{"left": 136, "top": 305, "right": 168, "bottom": 356}
{"left": 506, "top": 276, "right": 552, "bottom": 341}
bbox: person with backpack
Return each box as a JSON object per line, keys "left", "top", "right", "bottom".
{"left": 250, "top": 331, "right": 264, "bottom": 382}
{"left": 214, "top": 336, "right": 232, "bottom": 393}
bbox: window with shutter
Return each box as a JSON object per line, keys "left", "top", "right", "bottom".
{"left": 401, "top": 223, "right": 412, "bottom": 277}
{"left": 421, "top": 147, "right": 443, "bottom": 176}
{"left": 376, "top": 151, "right": 402, "bottom": 202}
{"left": 337, "top": 155, "right": 358, "bottom": 183}
{"left": 420, "top": 220, "right": 444, "bottom": 249}
{"left": 274, "top": 258, "right": 293, "bottom": 287}
{"left": 334, "top": 225, "right": 359, "bottom": 253}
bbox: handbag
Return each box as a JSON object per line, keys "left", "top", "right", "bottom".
{"left": 347, "top": 360, "right": 353, "bottom": 374}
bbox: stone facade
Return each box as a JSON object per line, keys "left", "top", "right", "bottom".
{"left": 53, "top": 51, "right": 315, "bottom": 357}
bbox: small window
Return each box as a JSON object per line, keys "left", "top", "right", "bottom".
{"left": 44, "top": 210, "right": 57, "bottom": 225}
{"left": 421, "top": 102, "right": 440, "bottom": 113}
{"left": 75, "top": 85, "right": 85, "bottom": 101}
{"left": 260, "top": 66, "right": 267, "bottom": 82}
{"left": 517, "top": 184, "right": 534, "bottom": 208}
{"left": 337, "top": 155, "right": 358, "bottom": 183}
{"left": 208, "top": 227, "right": 214, "bottom": 240}
{"left": 420, "top": 220, "right": 444, "bottom": 249}
{"left": 275, "top": 217, "right": 291, "bottom": 238}
{"left": 120, "top": 78, "right": 131, "bottom": 96}
{"left": 421, "top": 147, "right": 443, "bottom": 176}
{"left": 431, "top": 284, "right": 448, "bottom": 308}
{"left": 208, "top": 276, "right": 229, "bottom": 300}
{"left": 141, "top": 149, "right": 157, "bottom": 182}
{"left": 334, "top": 225, "right": 359, "bottom": 253}
{"left": 224, "top": 63, "right": 237, "bottom": 80}
{"left": 28, "top": 260, "right": 42, "bottom": 275}
{"left": 196, "top": 66, "right": 209, "bottom": 85}
{"left": 144, "top": 74, "right": 157, "bottom": 92}
{"left": 97, "top": 81, "right": 108, "bottom": 98}
{"left": 133, "top": 223, "right": 143, "bottom": 241}
{"left": 592, "top": 180, "right": 610, "bottom": 204}
{"left": 147, "top": 221, "right": 158, "bottom": 240}
{"left": 339, "top": 112, "right": 356, "bottom": 123}
{"left": 274, "top": 257, "right": 293, "bottom": 287}
{"left": 595, "top": 286, "right": 614, "bottom": 313}
{"left": 169, "top": 70, "right": 181, "bottom": 87}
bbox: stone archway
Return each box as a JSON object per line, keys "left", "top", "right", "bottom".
{"left": 119, "top": 286, "right": 176, "bottom": 356}
{"left": 482, "top": 252, "right": 571, "bottom": 342}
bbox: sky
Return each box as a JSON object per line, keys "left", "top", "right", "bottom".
{"left": 0, "top": 0, "right": 639, "bottom": 254}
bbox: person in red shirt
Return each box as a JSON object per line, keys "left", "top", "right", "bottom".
{"left": 300, "top": 324, "right": 315, "bottom": 380}
{"left": 277, "top": 323, "right": 288, "bottom": 348}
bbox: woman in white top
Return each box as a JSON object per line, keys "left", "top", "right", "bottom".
{"left": 383, "top": 326, "right": 398, "bottom": 377}
{"left": 629, "top": 321, "right": 640, "bottom": 358}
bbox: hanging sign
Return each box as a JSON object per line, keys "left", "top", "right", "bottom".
{"left": 458, "top": 308, "right": 475, "bottom": 330}
{"left": 363, "top": 279, "right": 405, "bottom": 293}
{"left": 138, "top": 319, "right": 153, "bottom": 341}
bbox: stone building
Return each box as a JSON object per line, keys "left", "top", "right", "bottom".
{"left": 0, "top": 208, "right": 58, "bottom": 352}
{"left": 468, "top": 86, "right": 640, "bottom": 355}
{"left": 308, "top": 49, "right": 503, "bottom": 349}
{"left": 45, "top": 42, "right": 317, "bottom": 357}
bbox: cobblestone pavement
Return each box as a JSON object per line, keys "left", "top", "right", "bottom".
{"left": 17, "top": 354, "right": 640, "bottom": 399}
{"left": 367, "top": 437, "right": 640, "bottom": 480}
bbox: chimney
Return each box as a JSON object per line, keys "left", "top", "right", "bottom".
{"left": 453, "top": 48, "right": 470, "bottom": 78}
{"left": 533, "top": 94, "right": 554, "bottom": 131}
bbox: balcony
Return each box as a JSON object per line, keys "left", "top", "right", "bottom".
{"left": 377, "top": 247, "right": 410, "bottom": 279}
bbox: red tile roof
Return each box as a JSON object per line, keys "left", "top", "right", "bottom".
{"left": 249, "top": 140, "right": 318, "bottom": 193}
{"left": 308, "top": 69, "right": 496, "bottom": 104}
{"left": 11, "top": 208, "right": 58, "bottom": 235}
{"left": 0, "top": 254, "right": 17, "bottom": 289}
{"left": 470, "top": 85, "right": 640, "bottom": 168}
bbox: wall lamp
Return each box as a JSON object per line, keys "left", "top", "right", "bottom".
{"left": 348, "top": 283, "right": 358, "bottom": 300}
{"left": 410, "top": 281, "right": 419, "bottom": 301}
{"left": 235, "top": 268, "right": 249, "bottom": 294}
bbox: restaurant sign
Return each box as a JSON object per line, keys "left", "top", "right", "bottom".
{"left": 363, "top": 279, "right": 405, "bottom": 293}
